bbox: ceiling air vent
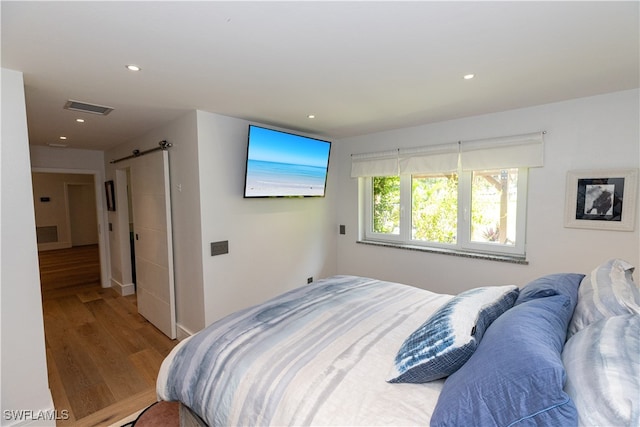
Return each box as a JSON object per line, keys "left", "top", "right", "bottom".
{"left": 64, "top": 99, "right": 114, "bottom": 115}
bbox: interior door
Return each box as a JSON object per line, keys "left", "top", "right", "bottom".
{"left": 67, "top": 182, "right": 98, "bottom": 246}
{"left": 130, "top": 150, "right": 177, "bottom": 339}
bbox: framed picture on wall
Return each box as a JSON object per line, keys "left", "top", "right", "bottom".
{"left": 564, "top": 169, "right": 637, "bottom": 231}
{"left": 105, "top": 180, "right": 116, "bottom": 211}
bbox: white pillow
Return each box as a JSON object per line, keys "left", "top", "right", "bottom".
{"left": 568, "top": 259, "right": 640, "bottom": 338}
{"left": 563, "top": 314, "right": 640, "bottom": 426}
{"left": 387, "top": 285, "right": 519, "bottom": 383}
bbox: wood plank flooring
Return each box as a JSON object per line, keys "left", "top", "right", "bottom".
{"left": 39, "top": 245, "right": 178, "bottom": 426}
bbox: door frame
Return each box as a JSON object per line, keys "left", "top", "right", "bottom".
{"left": 110, "top": 167, "right": 136, "bottom": 296}
{"left": 31, "top": 167, "right": 110, "bottom": 288}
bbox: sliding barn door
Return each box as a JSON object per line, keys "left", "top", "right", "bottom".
{"left": 130, "top": 150, "right": 177, "bottom": 339}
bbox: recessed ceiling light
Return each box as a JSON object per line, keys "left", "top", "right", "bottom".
{"left": 76, "top": 118, "right": 85, "bottom": 123}
{"left": 307, "top": 114, "right": 316, "bottom": 119}
{"left": 463, "top": 74, "right": 475, "bottom": 80}
{"left": 59, "top": 136, "right": 67, "bottom": 140}
{"left": 126, "top": 64, "right": 141, "bottom": 71}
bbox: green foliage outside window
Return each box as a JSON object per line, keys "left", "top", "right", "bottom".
{"left": 372, "top": 176, "right": 400, "bottom": 234}
{"left": 371, "top": 169, "right": 518, "bottom": 246}
{"left": 412, "top": 175, "right": 458, "bottom": 243}
{"left": 367, "top": 167, "right": 524, "bottom": 256}
{"left": 471, "top": 170, "right": 518, "bottom": 245}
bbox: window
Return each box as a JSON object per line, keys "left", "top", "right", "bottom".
{"left": 354, "top": 131, "right": 544, "bottom": 259}
{"left": 372, "top": 176, "right": 400, "bottom": 235}
{"left": 412, "top": 173, "right": 458, "bottom": 244}
{"left": 363, "top": 167, "right": 528, "bottom": 257}
{"left": 470, "top": 169, "right": 519, "bottom": 246}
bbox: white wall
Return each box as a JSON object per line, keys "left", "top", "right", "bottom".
{"left": 30, "top": 146, "right": 105, "bottom": 171}
{"left": 334, "top": 89, "right": 640, "bottom": 295}
{"left": 105, "top": 110, "right": 338, "bottom": 334}
{"left": 1, "top": 68, "right": 54, "bottom": 425}
{"left": 196, "top": 111, "right": 338, "bottom": 326}
{"left": 31, "top": 172, "right": 97, "bottom": 250}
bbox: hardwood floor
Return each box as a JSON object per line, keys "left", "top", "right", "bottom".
{"left": 39, "top": 245, "right": 178, "bottom": 426}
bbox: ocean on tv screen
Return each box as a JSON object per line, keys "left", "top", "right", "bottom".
{"left": 245, "top": 159, "right": 327, "bottom": 197}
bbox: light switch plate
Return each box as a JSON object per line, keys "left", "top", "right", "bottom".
{"left": 211, "top": 240, "right": 229, "bottom": 256}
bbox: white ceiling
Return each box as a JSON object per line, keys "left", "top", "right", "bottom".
{"left": 2, "top": 1, "right": 638, "bottom": 151}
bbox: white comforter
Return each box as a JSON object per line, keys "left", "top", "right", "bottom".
{"left": 157, "top": 275, "right": 451, "bottom": 426}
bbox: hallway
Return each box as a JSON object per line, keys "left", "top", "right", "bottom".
{"left": 39, "top": 245, "right": 178, "bottom": 426}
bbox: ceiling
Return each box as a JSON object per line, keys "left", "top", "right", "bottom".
{"left": 2, "top": 1, "right": 638, "bottom": 151}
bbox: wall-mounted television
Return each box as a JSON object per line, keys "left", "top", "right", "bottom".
{"left": 243, "top": 125, "right": 331, "bottom": 198}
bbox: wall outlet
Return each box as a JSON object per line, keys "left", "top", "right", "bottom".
{"left": 339, "top": 224, "right": 346, "bottom": 235}
{"left": 307, "top": 277, "right": 313, "bottom": 284}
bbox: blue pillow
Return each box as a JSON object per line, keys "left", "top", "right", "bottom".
{"left": 430, "top": 294, "right": 578, "bottom": 427}
{"left": 516, "top": 273, "right": 583, "bottom": 308}
{"left": 387, "top": 285, "right": 519, "bottom": 383}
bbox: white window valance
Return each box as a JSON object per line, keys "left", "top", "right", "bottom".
{"left": 350, "top": 149, "right": 399, "bottom": 177}
{"left": 351, "top": 131, "right": 544, "bottom": 177}
{"left": 399, "top": 143, "right": 459, "bottom": 174}
{"left": 459, "top": 132, "right": 544, "bottom": 171}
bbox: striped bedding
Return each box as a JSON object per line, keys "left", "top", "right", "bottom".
{"left": 156, "top": 275, "right": 452, "bottom": 426}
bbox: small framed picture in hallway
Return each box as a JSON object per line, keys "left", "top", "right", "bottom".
{"left": 105, "top": 180, "right": 116, "bottom": 211}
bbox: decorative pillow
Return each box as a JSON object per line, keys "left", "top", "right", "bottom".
{"left": 430, "top": 293, "right": 578, "bottom": 427}
{"left": 387, "top": 285, "right": 519, "bottom": 383}
{"left": 563, "top": 314, "right": 640, "bottom": 427}
{"left": 568, "top": 259, "right": 640, "bottom": 338}
{"left": 515, "top": 273, "right": 583, "bottom": 308}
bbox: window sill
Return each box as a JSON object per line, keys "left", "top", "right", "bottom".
{"left": 356, "top": 240, "right": 529, "bottom": 265}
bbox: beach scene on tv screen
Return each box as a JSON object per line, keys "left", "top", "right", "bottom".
{"left": 245, "top": 127, "right": 330, "bottom": 197}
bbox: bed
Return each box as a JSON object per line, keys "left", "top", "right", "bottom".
{"left": 157, "top": 259, "right": 640, "bottom": 427}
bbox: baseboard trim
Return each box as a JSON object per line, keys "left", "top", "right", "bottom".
{"left": 110, "top": 279, "right": 135, "bottom": 296}
{"left": 177, "top": 324, "right": 195, "bottom": 341}
{"left": 37, "top": 241, "right": 71, "bottom": 252}
{"left": 2, "top": 392, "right": 57, "bottom": 426}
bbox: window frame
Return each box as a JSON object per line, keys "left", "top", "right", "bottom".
{"left": 361, "top": 167, "right": 528, "bottom": 258}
